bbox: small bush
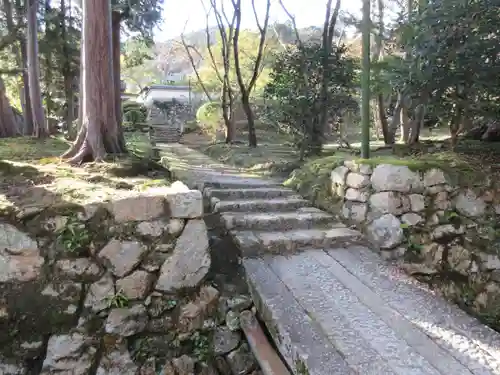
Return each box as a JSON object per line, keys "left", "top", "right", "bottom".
{"left": 196, "top": 101, "right": 222, "bottom": 137}
{"left": 122, "top": 101, "right": 147, "bottom": 130}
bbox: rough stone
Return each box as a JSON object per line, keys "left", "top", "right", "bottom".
{"left": 421, "top": 243, "right": 444, "bottom": 267}
{"left": 479, "top": 253, "right": 500, "bottom": 270}
{"left": 212, "top": 327, "right": 241, "bottom": 355}
{"left": 146, "top": 316, "right": 174, "bottom": 333}
{"left": 226, "top": 310, "right": 240, "bottom": 331}
{"left": 369, "top": 191, "right": 404, "bottom": 215}
{"left": 227, "top": 295, "right": 252, "bottom": 312}
{"left": 455, "top": 190, "right": 487, "bottom": 217}
{"left": 408, "top": 194, "right": 425, "bottom": 212}
{"left": 55, "top": 258, "right": 101, "bottom": 282}
{"left": 109, "top": 193, "right": 165, "bottom": 223}
{"left": 84, "top": 273, "right": 115, "bottom": 312}
{"left": 366, "top": 214, "right": 404, "bottom": 249}
{"left": 96, "top": 346, "right": 138, "bottom": 375}
{"left": 41, "top": 333, "right": 97, "bottom": 375}
{"left": 77, "top": 203, "right": 101, "bottom": 221}
{"left": 426, "top": 184, "right": 447, "bottom": 194}
{"left": 370, "top": 164, "right": 423, "bottom": 192}
{"left": 344, "top": 188, "right": 370, "bottom": 202}
{"left": 226, "top": 344, "right": 257, "bottom": 375}
{"left": 433, "top": 191, "right": 451, "bottom": 210}
{"left": 330, "top": 166, "right": 349, "bottom": 186}
{"left": 172, "top": 355, "right": 196, "bottom": 375}
{"left": 0, "top": 361, "right": 25, "bottom": 375}
{"left": 159, "top": 181, "right": 204, "bottom": 218}
{"left": 346, "top": 172, "right": 370, "bottom": 189}
{"left": 136, "top": 220, "right": 164, "bottom": 237}
{"left": 0, "top": 224, "right": 43, "bottom": 283}
{"left": 178, "top": 286, "right": 220, "bottom": 333}
{"left": 344, "top": 160, "right": 372, "bottom": 175}
{"left": 105, "top": 305, "right": 148, "bottom": 336}
{"left": 342, "top": 201, "right": 368, "bottom": 223}
{"left": 447, "top": 245, "right": 472, "bottom": 275}
{"left": 140, "top": 251, "right": 168, "bottom": 272}
{"left": 98, "top": 239, "right": 147, "bottom": 277}
{"left": 43, "top": 216, "right": 69, "bottom": 232}
{"left": 215, "top": 357, "right": 232, "bottom": 375}
{"left": 166, "top": 219, "right": 185, "bottom": 237}
{"left": 41, "top": 281, "right": 82, "bottom": 317}
{"left": 116, "top": 270, "right": 154, "bottom": 300}
{"left": 156, "top": 219, "right": 210, "bottom": 293}
{"left": 198, "top": 362, "right": 220, "bottom": 375}
{"left": 400, "top": 263, "right": 438, "bottom": 275}
{"left": 431, "top": 224, "right": 465, "bottom": 240}
{"left": 401, "top": 213, "right": 423, "bottom": 226}
{"left": 474, "top": 282, "right": 500, "bottom": 311}
{"left": 423, "top": 168, "right": 447, "bottom": 187}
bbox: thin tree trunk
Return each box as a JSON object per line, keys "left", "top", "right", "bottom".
{"left": 45, "top": 1, "right": 54, "bottom": 125}
{"left": 319, "top": 0, "right": 341, "bottom": 137}
{"left": 231, "top": 0, "right": 270, "bottom": 148}
{"left": 20, "top": 40, "right": 33, "bottom": 135}
{"left": 62, "top": 0, "right": 125, "bottom": 163}
{"left": 27, "top": 0, "right": 47, "bottom": 138}
{"left": 400, "top": 105, "right": 410, "bottom": 143}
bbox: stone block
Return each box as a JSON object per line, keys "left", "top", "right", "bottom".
{"left": 371, "top": 164, "right": 423, "bottom": 193}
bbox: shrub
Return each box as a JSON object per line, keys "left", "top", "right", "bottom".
{"left": 122, "top": 101, "right": 147, "bottom": 130}
{"left": 196, "top": 101, "right": 222, "bottom": 137}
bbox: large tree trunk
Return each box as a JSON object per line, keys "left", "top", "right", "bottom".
{"left": 111, "top": 11, "right": 127, "bottom": 151}
{"left": 60, "top": 0, "right": 75, "bottom": 136}
{"left": 62, "top": 0, "right": 126, "bottom": 163}
{"left": 112, "top": 11, "right": 122, "bottom": 127}
{"left": 27, "top": 0, "right": 47, "bottom": 138}
{"left": 4, "top": 0, "right": 29, "bottom": 135}
{"left": 0, "top": 78, "right": 18, "bottom": 138}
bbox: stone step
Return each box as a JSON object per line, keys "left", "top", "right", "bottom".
{"left": 245, "top": 248, "right": 500, "bottom": 375}
{"left": 243, "top": 257, "right": 354, "bottom": 375}
{"left": 206, "top": 187, "right": 298, "bottom": 201}
{"left": 212, "top": 197, "right": 310, "bottom": 213}
{"left": 203, "top": 180, "right": 282, "bottom": 190}
{"left": 231, "top": 227, "right": 363, "bottom": 257}
{"left": 221, "top": 209, "right": 339, "bottom": 231}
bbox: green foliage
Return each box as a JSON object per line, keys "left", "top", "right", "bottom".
{"left": 56, "top": 216, "right": 91, "bottom": 254}
{"left": 190, "top": 331, "right": 211, "bottom": 362}
{"left": 122, "top": 100, "right": 147, "bottom": 128}
{"left": 398, "top": 0, "right": 500, "bottom": 127}
{"left": 106, "top": 289, "right": 129, "bottom": 308}
{"left": 196, "top": 101, "right": 222, "bottom": 136}
{"left": 264, "top": 43, "right": 358, "bottom": 156}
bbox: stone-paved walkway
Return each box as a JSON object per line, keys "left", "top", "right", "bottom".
{"left": 159, "top": 143, "right": 500, "bottom": 375}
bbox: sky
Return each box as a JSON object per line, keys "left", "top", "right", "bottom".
{"left": 154, "top": 0, "right": 363, "bottom": 41}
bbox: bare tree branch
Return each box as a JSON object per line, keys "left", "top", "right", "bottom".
{"left": 180, "top": 20, "right": 213, "bottom": 101}
{"left": 277, "top": 0, "right": 303, "bottom": 48}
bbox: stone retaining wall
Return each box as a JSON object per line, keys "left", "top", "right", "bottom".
{"left": 331, "top": 161, "right": 500, "bottom": 324}
{"left": 0, "top": 181, "right": 259, "bottom": 374}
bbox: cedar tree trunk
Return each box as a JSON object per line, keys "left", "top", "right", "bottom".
{"left": 62, "top": 0, "right": 126, "bottom": 163}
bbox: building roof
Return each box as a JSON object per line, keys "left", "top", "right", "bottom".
{"left": 140, "top": 85, "right": 190, "bottom": 96}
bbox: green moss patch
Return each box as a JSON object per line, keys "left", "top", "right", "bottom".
{"left": 353, "top": 151, "right": 488, "bottom": 187}
{"left": 284, "top": 155, "right": 345, "bottom": 213}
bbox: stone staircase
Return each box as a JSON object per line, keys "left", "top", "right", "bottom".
{"left": 203, "top": 181, "right": 500, "bottom": 375}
